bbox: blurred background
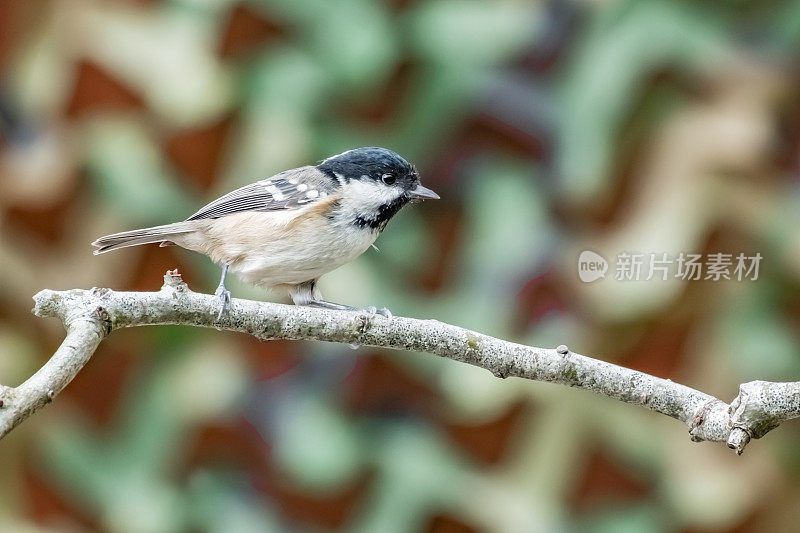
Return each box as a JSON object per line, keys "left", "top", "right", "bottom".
{"left": 2, "top": 0, "right": 800, "bottom": 531}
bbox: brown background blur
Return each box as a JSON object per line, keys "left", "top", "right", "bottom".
{"left": 2, "top": 0, "right": 800, "bottom": 532}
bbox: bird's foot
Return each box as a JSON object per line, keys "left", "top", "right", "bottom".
{"left": 303, "top": 300, "right": 391, "bottom": 319}
{"left": 214, "top": 285, "right": 231, "bottom": 320}
{"left": 361, "top": 306, "right": 392, "bottom": 319}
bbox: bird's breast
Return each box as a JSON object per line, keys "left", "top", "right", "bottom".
{"left": 190, "top": 203, "right": 378, "bottom": 286}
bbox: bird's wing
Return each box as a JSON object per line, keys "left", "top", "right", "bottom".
{"left": 186, "top": 166, "right": 338, "bottom": 221}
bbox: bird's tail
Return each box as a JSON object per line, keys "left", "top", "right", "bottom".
{"left": 91, "top": 222, "right": 196, "bottom": 255}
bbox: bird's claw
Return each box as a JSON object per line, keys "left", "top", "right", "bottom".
{"left": 360, "top": 306, "right": 392, "bottom": 319}
{"left": 215, "top": 286, "right": 231, "bottom": 320}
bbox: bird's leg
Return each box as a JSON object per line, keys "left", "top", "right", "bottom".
{"left": 290, "top": 281, "right": 392, "bottom": 318}
{"left": 214, "top": 263, "right": 231, "bottom": 320}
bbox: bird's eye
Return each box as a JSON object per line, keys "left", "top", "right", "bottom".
{"left": 381, "top": 173, "right": 396, "bottom": 185}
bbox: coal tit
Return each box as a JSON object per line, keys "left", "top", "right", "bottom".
{"left": 92, "top": 147, "right": 439, "bottom": 318}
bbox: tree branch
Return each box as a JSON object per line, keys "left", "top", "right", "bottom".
{"left": 2, "top": 270, "right": 798, "bottom": 453}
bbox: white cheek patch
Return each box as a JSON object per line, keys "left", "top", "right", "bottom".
{"left": 341, "top": 179, "right": 404, "bottom": 212}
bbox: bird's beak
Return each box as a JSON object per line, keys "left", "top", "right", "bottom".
{"left": 408, "top": 184, "right": 440, "bottom": 200}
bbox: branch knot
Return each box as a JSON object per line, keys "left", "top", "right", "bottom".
{"left": 728, "top": 381, "right": 783, "bottom": 440}
{"left": 162, "top": 269, "right": 188, "bottom": 293}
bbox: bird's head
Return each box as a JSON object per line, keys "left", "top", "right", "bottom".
{"left": 318, "top": 147, "right": 438, "bottom": 230}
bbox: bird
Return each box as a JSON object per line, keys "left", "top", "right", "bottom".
{"left": 92, "top": 147, "right": 439, "bottom": 319}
